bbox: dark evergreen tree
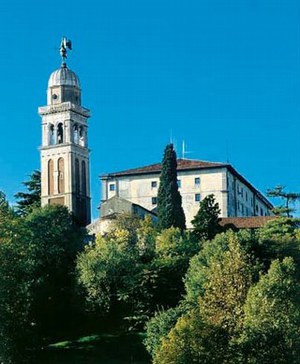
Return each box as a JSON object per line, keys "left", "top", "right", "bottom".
{"left": 191, "top": 194, "right": 221, "bottom": 241}
{"left": 14, "top": 170, "right": 41, "bottom": 216}
{"left": 157, "top": 144, "right": 186, "bottom": 230}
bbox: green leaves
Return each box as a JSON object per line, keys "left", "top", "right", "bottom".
{"left": 191, "top": 194, "right": 221, "bottom": 241}
{"left": 14, "top": 170, "right": 41, "bottom": 216}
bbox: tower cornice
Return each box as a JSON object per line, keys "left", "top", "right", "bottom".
{"left": 38, "top": 102, "right": 90, "bottom": 118}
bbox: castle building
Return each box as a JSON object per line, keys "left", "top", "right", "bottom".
{"left": 100, "top": 159, "right": 273, "bottom": 228}
{"left": 38, "top": 39, "right": 91, "bottom": 225}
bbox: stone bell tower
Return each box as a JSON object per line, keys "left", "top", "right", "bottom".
{"left": 39, "top": 38, "right": 91, "bottom": 226}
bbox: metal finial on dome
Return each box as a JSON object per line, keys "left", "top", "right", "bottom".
{"left": 60, "top": 37, "right": 72, "bottom": 66}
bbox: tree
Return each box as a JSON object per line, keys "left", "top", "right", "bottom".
{"left": 148, "top": 232, "right": 254, "bottom": 363}
{"left": 153, "top": 310, "right": 229, "bottom": 364}
{"left": 267, "top": 185, "right": 300, "bottom": 217}
{"left": 240, "top": 257, "right": 300, "bottom": 363}
{"left": 0, "top": 205, "right": 85, "bottom": 363}
{"left": 77, "top": 225, "right": 158, "bottom": 330}
{"left": 191, "top": 194, "right": 221, "bottom": 241}
{"left": 14, "top": 170, "right": 41, "bottom": 216}
{"left": 144, "top": 306, "right": 185, "bottom": 357}
{"left": 157, "top": 144, "right": 186, "bottom": 230}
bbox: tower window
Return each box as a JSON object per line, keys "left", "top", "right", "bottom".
{"left": 48, "top": 159, "right": 54, "bottom": 195}
{"left": 177, "top": 179, "right": 181, "bottom": 188}
{"left": 195, "top": 177, "right": 200, "bottom": 186}
{"left": 49, "top": 124, "right": 55, "bottom": 145}
{"left": 152, "top": 197, "right": 157, "bottom": 205}
{"left": 58, "top": 157, "right": 65, "bottom": 193}
{"left": 195, "top": 193, "right": 201, "bottom": 202}
{"left": 73, "top": 124, "right": 79, "bottom": 144}
{"left": 79, "top": 126, "right": 85, "bottom": 146}
{"left": 57, "top": 123, "right": 63, "bottom": 144}
{"left": 75, "top": 158, "right": 80, "bottom": 194}
{"left": 151, "top": 181, "right": 157, "bottom": 188}
{"left": 109, "top": 184, "right": 115, "bottom": 191}
{"left": 82, "top": 161, "right": 87, "bottom": 195}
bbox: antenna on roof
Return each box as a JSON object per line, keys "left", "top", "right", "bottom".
{"left": 226, "top": 139, "right": 230, "bottom": 163}
{"left": 182, "top": 140, "right": 193, "bottom": 159}
{"left": 169, "top": 130, "right": 173, "bottom": 145}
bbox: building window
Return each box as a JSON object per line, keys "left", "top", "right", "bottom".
{"left": 177, "top": 179, "right": 181, "bottom": 188}
{"left": 195, "top": 193, "right": 201, "bottom": 202}
{"left": 245, "top": 192, "right": 248, "bottom": 202}
{"left": 260, "top": 208, "right": 263, "bottom": 216}
{"left": 152, "top": 197, "right": 157, "bottom": 205}
{"left": 57, "top": 157, "right": 65, "bottom": 193}
{"left": 241, "top": 204, "right": 244, "bottom": 214}
{"left": 109, "top": 184, "right": 115, "bottom": 191}
{"left": 195, "top": 177, "right": 200, "bottom": 186}
{"left": 250, "top": 197, "right": 253, "bottom": 206}
{"left": 151, "top": 181, "right": 157, "bottom": 188}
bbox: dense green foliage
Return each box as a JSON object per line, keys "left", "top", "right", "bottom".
{"left": 1, "top": 177, "right": 300, "bottom": 364}
{"left": 240, "top": 257, "right": 300, "bottom": 363}
{"left": 14, "top": 170, "right": 41, "bottom": 216}
{"left": 146, "top": 219, "right": 300, "bottom": 364}
{"left": 77, "top": 219, "right": 200, "bottom": 330}
{"left": 0, "top": 200, "right": 85, "bottom": 363}
{"left": 157, "top": 144, "right": 186, "bottom": 230}
{"left": 191, "top": 194, "right": 221, "bottom": 241}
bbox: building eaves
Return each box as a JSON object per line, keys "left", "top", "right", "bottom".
{"left": 100, "top": 158, "right": 227, "bottom": 179}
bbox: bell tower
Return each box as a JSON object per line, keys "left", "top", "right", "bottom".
{"left": 39, "top": 38, "right": 91, "bottom": 225}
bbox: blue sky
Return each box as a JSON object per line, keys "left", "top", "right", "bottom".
{"left": 0, "top": 0, "right": 299, "bottom": 219}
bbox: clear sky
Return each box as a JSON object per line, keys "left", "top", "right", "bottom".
{"left": 0, "top": 0, "right": 299, "bottom": 219}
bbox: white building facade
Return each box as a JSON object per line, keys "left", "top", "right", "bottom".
{"left": 100, "top": 159, "right": 272, "bottom": 228}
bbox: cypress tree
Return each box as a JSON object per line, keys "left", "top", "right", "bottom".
{"left": 157, "top": 144, "right": 186, "bottom": 230}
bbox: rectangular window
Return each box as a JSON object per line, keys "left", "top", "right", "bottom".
{"left": 250, "top": 197, "right": 253, "bottom": 206}
{"left": 195, "top": 193, "right": 201, "bottom": 202}
{"left": 245, "top": 192, "right": 248, "bottom": 202}
{"left": 151, "top": 181, "right": 157, "bottom": 188}
{"left": 152, "top": 197, "right": 157, "bottom": 205}
{"left": 241, "top": 204, "right": 244, "bottom": 214}
{"left": 260, "top": 208, "right": 263, "bottom": 216}
{"left": 109, "top": 184, "right": 115, "bottom": 191}
{"left": 195, "top": 177, "right": 200, "bottom": 185}
{"left": 177, "top": 179, "right": 181, "bottom": 188}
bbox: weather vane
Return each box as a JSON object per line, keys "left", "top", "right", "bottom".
{"left": 60, "top": 37, "right": 72, "bottom": 65}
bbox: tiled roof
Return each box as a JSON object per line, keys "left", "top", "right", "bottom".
{"left": 219, "top": 216, "right": 278, "bottom": 229}
{"left": 100, "top": 158, "right": 273, "bottom": 208}
{"left": 102, "top": 158, "right": 227, "bottom": 177}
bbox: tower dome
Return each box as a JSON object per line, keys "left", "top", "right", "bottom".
{"left": 48, "top": 63, "right": 80, "bottom": 88}
{"left": 47, "top": 63, "right": 81, "bottom": 106}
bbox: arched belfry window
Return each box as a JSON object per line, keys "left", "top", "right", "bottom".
{"left": 57, "top": 123, "right": 64, "bottom": 144}
{"left": 79, "top": 126, "right": 85, "bottom": 146}
{"left": 58, "top": 158, "right": 65, "bottom": 193}
{"left": 81, "top": 160, "right": 87, "bottom": 195}
{"left": 73, "top": 124, "right": 79, "bottom": 144}
{"left": 75, "top": 158, "right": 80, "bottom": 194}
{"left": 48, "top": 159, "right": 54, "bottom": 195}
{"left": 49, "top": 124, "right": 55, "bottom": 145}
